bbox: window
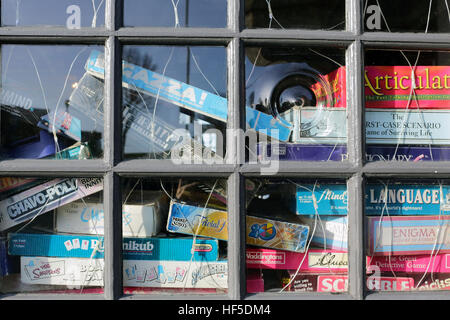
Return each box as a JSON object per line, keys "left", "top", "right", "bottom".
{"left": 1, "top": 0, "right": 449, "bottom": 301}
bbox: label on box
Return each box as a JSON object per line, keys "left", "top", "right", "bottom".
{"left": 85, "top": 50, "right": 291, "bottom": 142}
{"left": 279, "top": 106, "right": 450, "bottom": 145}
{"left": 9, "top": 233, "right": 104, "bottom": 259}
{"left": 283, "top": 273, "right": 414, "bottom": 292}
{"left": 8, "top": 233, "right": 218, "bottom": 261}
{"left": 21, "top": 256, "right": 104, "bottom": 286}
{"left": 294, "top": 183, "right": 348, "bottom": 215}
{"left": 413, "top": 273, "right": 450, "bottom": 291}
{"left": 367, "top": 253, "right": 450, "bottom": 273}
{"left": 365, "top": 66, "right": 450, "bottom": 109}
{"left": 246, "top": 248, "right": 348, "bottom": 272}
{"left": 300, "top": 216, "right": 348, "bottom": 251}
{"left": 0, "top": 177, "right": 103, "bottom": 232}
{"left": 368, "top": 272, "right": 450, "bottom": 291}
{"left": 56, "top": 195, "right": 165, "bottom": 237}
{"left": 367, "top": 215, "right": 450, "bottom": 256}
{"left": 291, "top": 183, "right": 449, "bottom": 216}
{"left": 365, "top": 184, "right": 450, "bottom": 215}
{"left": 166, "top": 201, "right": 228, "bottom": 241}
{"left": 123, "top": 260, "right": 227, "bottom": 288}
{"left": 366, "top": 109, "right": 450, "bottom": 145}
{"left": 246, "top": 216, "right": 309, "bottom": 253}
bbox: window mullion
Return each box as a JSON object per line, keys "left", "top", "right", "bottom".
{"left": 103, "top": 0, "right": 121, "bottom": 300}
{"left": 346, "top": 0, "right": 363, "bottom": 35}
{"left": 226, "top": 22, "right": 246, "bottom": 297}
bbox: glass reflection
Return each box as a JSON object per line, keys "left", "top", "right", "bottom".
{"left": 364, "top": 50, "right": 450, "bottom": 162}
{"left": 121, "top": 46, "right": 227, "bottom": 161}
{"left": 124, "top": 0, "right": 227, "bottom": 28}
{"left": 365, "top": 179, "right": 450, "bottom": 292}
{"left": 1, "top": 45, "right": 105, "bottom": 160}
{"left": 2, "top": 0, "right": 104, "bottom": 28}
{"left": 121, "top": 178, "right": 228, "bottom": 294}
{"left": 245, "top": 46, "right": 347, "bottom": 163}
{"left": 363, "top": 0, "right": 450, "bottom": 33}
{"left": 245, "top": 179, "right": 348, "bottom": 293}
{"left": 245, "top": 0, "right": 345, "bottom": 30}
{"left": 0, "top": 177, "right": 104, "bottom": 294}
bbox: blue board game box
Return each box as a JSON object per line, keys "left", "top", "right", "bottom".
{"left": 8, "top": 233, "right": 219, "bottom": 261}
{"left": 291, "top": 183, "right": 450, "bottom": 216}
{"left": 291, "top": 183, "right": 348, "bottom": 215}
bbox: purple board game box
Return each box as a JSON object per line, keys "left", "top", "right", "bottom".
{"left": 257, "top": 143, "right": 450, "bottom": 162}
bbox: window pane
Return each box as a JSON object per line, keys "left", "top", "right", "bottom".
{"left": 365, "top": 179, "right": 450, "bottom": 292}
{"left": 364, "top": 49, "right": 450, "bottom": 162}
{"left": 1, "top": 0, "right": 104, "bottom": 28}
{"left": 123, "top": 0, "right": 227, "bottom": 28}
{"left": 0, "top": 176, "right": 104, "bottom": 294}
{"left": 121, "top": 177, "right": 228, "bottom": 295}
{"left": 363, "top": 0, "right": 450, "bottom": 33}
{"left": 245, "top": 0, "right": 345, "bottom": 30}
{"left": 0, "top": 45, "right": 105, "bottom": 160}
{"left": 245, "top": 45, "right": 347, "bottom": 163}
{"left": 120, "top": 46, "right": 227, "bottom": 162}
{"left": 245, "top": 179, "right": 348, "bottom": 293}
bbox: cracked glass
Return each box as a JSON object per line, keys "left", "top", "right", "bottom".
{"left": 1, "top": 0, "right": 105, "bottom": 28}
{"left": 124, "top": 0, "right": 227, "bottom": 28}
{"left": 365, "top": 179, "right": 450, "bottom": 292}
{"left": 121, "top": 177, "right": 228, "bottom": 295}
{"left": 245, "top": 178, "right": 348, "bottom": 294}
{"left": 364, "top": 49, "right": 450, "bottom": 162}
{"left": 0, "top": 45, "right": 105, "bottom": 160}
{"left": 0, "top": 176, "right": 104, "bottom": 294}
{"left": 363, "top": 0, "right": 450, "bottom": 33}
{"left": 245, "top": 45, "right": 347, "bottom": 164}
{"left": 245, "top": 0, "right": 345, "bottom": 30}
{"left": 120, "top": 45, "right": 227, "bottom": 162}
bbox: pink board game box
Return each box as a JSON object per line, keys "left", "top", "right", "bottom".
{"left": 367, "top": 253, "right": 450, "bottom": 273}
{"left": 365, "top": 66, "right": 450, "bottom": 109}
{"left": 246, "top": 248, "right": 348, "bottom": 273}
